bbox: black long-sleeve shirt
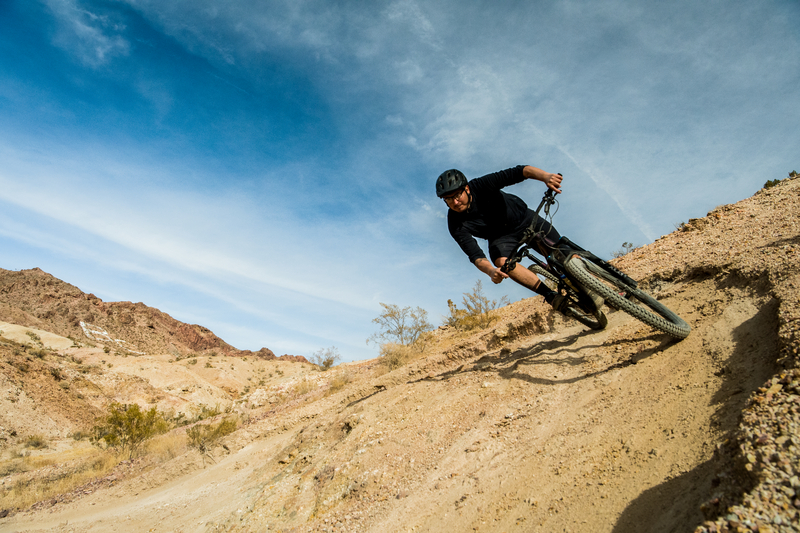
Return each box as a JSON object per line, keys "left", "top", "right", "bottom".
{"left": 447, "top": 165, "right": 530, "bottom": 263}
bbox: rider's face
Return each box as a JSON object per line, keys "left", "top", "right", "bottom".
{"left": 444, "top": 185, "right": 470, "bottom": 212}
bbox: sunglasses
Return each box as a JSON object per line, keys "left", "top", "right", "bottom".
{"left": 442, "top": 188, "right": 465, "bottom": 202}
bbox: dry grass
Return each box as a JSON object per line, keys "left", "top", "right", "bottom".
{"left": 0, "top": 430, "right": 191, "bottom": 512}
{"left": 378, "top": 331, "right": 438, "bottom": 371}
{"left": 0, "top": 446, "right": 120, "bottom": 511}
{"left": 290, "top": 378, "right": 316, "bottom": 397}
{"left": 146, "top": 432, "right": 188, "bottom": 462}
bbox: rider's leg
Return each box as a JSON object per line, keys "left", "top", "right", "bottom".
{"left": 494, "top": 257, "right": 565, "bottom": 309}
{"left": 494, "top": 257, "right": 542, "bottom": 290}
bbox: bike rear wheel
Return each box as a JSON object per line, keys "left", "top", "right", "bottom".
{"left": 529, "top": 264, "right": 608, "bottom": 330}
{"left": 564, "top": 256, "right": 691, "bottom": 339}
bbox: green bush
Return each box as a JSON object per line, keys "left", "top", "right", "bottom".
{"left": 92, "top": 402, "right": 169, "bottom": 458}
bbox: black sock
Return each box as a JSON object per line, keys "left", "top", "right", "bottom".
{"left": 533, "top": 283, "right": 556, "bottom": 302}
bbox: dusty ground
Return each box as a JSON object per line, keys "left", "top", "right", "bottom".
{"left": 0, "top": 175, "right": 798, "bottom": 532}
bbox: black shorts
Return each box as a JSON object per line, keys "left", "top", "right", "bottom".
{"left": 488, "top": 210, "right": 561, "bottom": 264}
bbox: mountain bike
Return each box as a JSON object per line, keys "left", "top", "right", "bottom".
{"left": 501, "top": 189, "right": 691, "bottom": 339}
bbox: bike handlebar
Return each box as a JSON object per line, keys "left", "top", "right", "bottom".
{"left": 500, "top": 187, "right": 559, "bottom": 274}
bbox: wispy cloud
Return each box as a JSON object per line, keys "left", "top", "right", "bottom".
{"left": 46, "top": 0, "right": 130, "bottom": 67}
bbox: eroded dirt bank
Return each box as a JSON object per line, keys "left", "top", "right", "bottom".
{"left": 1, "top": 176, "right": 798, "bottom": 532}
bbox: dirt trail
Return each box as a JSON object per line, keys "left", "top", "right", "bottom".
{"left": 1, "top": 176, "right": 798, "bottom": 532}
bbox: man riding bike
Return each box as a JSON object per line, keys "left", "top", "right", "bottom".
{"left": 437, "top": 165, "right": 601, "bottom": 312}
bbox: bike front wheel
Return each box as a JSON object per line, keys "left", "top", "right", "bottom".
{"left": 564, "top": 256, "right": 691, "bottom": 339}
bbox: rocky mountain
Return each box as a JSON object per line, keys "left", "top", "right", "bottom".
{"left": 0, "top": 173, "right": 798, "bottom": 533}
{"left": 0, "top": 268, "right": 305, "bottom": 362}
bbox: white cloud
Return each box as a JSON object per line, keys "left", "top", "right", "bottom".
{"left": 46, "top": 0, "right": 130, "bottom": 67}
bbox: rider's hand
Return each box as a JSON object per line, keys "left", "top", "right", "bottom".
{"left": 543, "top": 172, "right": 563, "bottom": 194}
{"left": 490, "top": 267, "right": 509, "bottom": 284}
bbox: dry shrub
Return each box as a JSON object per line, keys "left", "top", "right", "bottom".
{"left": 186, "top": 417, "right": 238, "bottom": 454}
{"left": 25, "top": 435, "right": 48, "bottom": 450}
{"left": 326, "top": 371, "right": 352, "bottom": 396}
{"left": 444, "top": 280, "right": 508, "bottom": 331}
{"left": 379, "top": 332, "right": 433, "bottom": 371}
{"left": 310, "top": 347, "right": 341, "bottom": 371}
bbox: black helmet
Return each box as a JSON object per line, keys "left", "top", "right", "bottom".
{"left": 435, "top": 169, "right": 467, "bottom": 198}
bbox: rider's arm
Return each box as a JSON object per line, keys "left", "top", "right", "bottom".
{"left": 474, "top": 258, "right": 509, "bottom": 284}
{"left": 522, "top": 166, "right": 562, "bottom": 193}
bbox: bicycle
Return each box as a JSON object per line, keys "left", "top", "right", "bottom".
{"left": 500, "top": 189, "right": 691, "bottom": 339}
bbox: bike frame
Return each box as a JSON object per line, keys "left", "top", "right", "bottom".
{"left": 501, "top": 189, "right": 636, "bottom": 296}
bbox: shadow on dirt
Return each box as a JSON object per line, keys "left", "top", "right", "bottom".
{"left": 415, "top": 329, "right": 676, "bottom": 386}
{"left": 611, "top": 295, "right": 779, "bottom": 533}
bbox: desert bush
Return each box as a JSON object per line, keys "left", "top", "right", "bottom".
{"left": 49, "top": 367, "right": 63, "bottom": 381}
{"left": 25, "top": 435, "right": 48, "bottom": 449}
{"left": 379, "top": 343, "right": 413, "bottom": 371}
{"left": 291, "top": 379, "right": 316, "bottom": 396}
{"left": 189, "top": 404, "right": 229, "bottom": 424}
{"left": 186, "top": 417, "right": 238, "bottom": 454}
{"left": 92, "top": 402, "right": 169, "bottom": 458}
{"left": 444, "top": 281, "right": 508, "bottom": 331}
{"left": 25, "top": 331, "right": 41, "bottom": 343}
{"left": 611, "top": 242, "right": 637, "bottom": 258}
{"left": 310, "top": 346, "right": 341, "bottom": 371}
{"left": 369, "top": 303, "right": 432, "bottom": 346}
{"left": 326, "top": 371, "right": 352, "bottom": 395}
{"left": 70, "top": 430, "right": 90, "bottom": 441}
{"left": 379, "top": 331, "right": 434, "bottom": 371}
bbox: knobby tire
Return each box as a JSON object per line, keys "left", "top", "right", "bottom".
{"left": 564, "top": 257, "right": 691, "bottom": 339}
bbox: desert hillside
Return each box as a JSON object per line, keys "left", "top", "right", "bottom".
{"left": 1, "top": 174, "right": 798, "bottom": 533}
{"left": 0, "top": 270, "right": 306, "bottom": 362}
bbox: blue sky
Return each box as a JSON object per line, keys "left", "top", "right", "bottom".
{"left": 1, "top": 0, "right": 798, "bottom": 361}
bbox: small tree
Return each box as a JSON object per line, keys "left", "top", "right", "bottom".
{"left": 368, "top": 303, "right": 432, "bottom": 346}
{"left": 611, "top": 242, "right": 636, "bottom": 258}
{"left": 310, "top": 346, "right": 341, "bottom": 371}
{"left": 93, "top": 402, "right": 169, "bottom": 458}
{"left": 444, "top": 280, "right": 508, "bottom": 330}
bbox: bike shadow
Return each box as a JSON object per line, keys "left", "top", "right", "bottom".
{"left": 419, "top": 330, "right": 675, "bottom": 386}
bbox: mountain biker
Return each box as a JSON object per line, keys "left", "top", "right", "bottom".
{"left": 437, "top": 165, "right": 600, "bottom": 311}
